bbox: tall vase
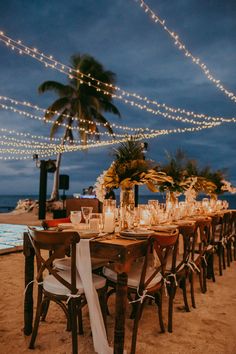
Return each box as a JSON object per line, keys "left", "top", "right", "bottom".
{"left": 120, "top": 187, "right": 135, "bottom": 230}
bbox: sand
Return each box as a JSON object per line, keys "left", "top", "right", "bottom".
{"left": 0, "top": 210, "right": 236, "bottom": 353}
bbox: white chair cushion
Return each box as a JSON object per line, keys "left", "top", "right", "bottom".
{"left": 44, "top": 270, "right": 106, "bottom": 296}
{"left": 53, "top": 258, "right": 70, "bottom": 271}
{"left": 103, "top": 262, "right": 162, "bottom": 289}
{"left": 54, "top": 257, "right": 108, "bottom": 271}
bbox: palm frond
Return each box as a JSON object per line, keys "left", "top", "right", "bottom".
{"left": 44, "top": 97, "right": 71, "bottom": 120}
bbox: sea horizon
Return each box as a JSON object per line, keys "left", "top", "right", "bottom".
{"left": 0, "top": 193, "right": 236, "bottom": 212}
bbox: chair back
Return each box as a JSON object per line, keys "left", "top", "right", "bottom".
{"left": 221, "top": 211, "right": 233, "bottom": 238}
{"left": 138, "top": 230, "right": 179, "bottom": 291}
{"left": 173, "top": 224, "right": 195, "bottom": 272}
{"left": 28, "top": 227, "right": 80, "bottom": 295}
{"left": 191, "top": 218, "right": 211, "bottom": 258}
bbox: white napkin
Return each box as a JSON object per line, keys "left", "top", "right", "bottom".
{"left": 76, "top": 240, "right": 113, "bottom": 354}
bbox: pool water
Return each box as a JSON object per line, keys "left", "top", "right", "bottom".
{"left": 0, "top": 224, "right": 28, "bottom": 251}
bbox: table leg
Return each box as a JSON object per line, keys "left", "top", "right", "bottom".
{"left": 23, "top": 232, "right": 35, "bottom": 335}
{"left": 114, "top": 272, "right": 128, "bottom": 354}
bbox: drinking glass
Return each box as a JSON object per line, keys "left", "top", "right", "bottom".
{"left": 89, "top": 213, "right": 103, "bottom": 232}
{"left": 70, "top": 211, "right": 82, "bottom": 225}
{"left": 81, "top": 206, "right": 93, "bottom": 227}
{"left": 222, "top": 200, "right": 229, "bottom": 210}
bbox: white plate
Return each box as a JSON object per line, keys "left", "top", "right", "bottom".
{"left": 120, "top": 230, "right": 155, "bottom": 238}
{"left": 151, "top": 224, "right": 177, "bottom": 232}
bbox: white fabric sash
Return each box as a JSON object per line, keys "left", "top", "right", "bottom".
{"left": 76, "top": 240, "right": 113, "bottom": 354}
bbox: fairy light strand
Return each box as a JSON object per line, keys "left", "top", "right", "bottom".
{"left": 0, "top": 31, "right": 235, "bottom": 119}
{"left": 133, "top": 0, "right": 236, "bottom": 103}
{"left": 1, "top": 95, "right": 230, "bottom": 133}
{"left": 0, "top": 121, "right": 222, "bottom": 160}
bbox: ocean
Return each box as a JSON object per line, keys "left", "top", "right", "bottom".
{"left": 0, "top": 193, "right": 236, "bottom": 212}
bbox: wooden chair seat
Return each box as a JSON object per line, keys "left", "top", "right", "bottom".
{"left": 54, "top": 256, "right": 108, "bottom": 272}
{"left": 103, "top": 262, "right": 162, "bottom": 289}
{"left": 44, "top": 270, "right": 106, "bottom": 296}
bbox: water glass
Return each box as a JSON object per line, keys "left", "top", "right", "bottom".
{"left": 70, "top": 211, "right": 82, "bottom": 225}
{"left": 89, "top": 213, "right": 103, "bottom": 232}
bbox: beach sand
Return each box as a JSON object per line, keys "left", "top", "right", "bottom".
{"left": 0, "top": 210, "right": 236, "bottom": 353}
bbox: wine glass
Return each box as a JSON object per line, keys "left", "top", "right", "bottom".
{"left": 81, "top": 206, "right": 93, "bottom": 228}
{"left": 70, "top": 211, "right": 82, "bottom": 225}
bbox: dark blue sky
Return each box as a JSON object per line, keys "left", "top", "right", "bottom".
{"left": 0, "top": 0, "right": 235, "bottom": 195}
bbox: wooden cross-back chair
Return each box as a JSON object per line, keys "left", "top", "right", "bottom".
{"left": 27, "top": 227, "right": 81, "bottom": 354}
{"left": 27, "top": 227, "right": 107, "bottom": 354}
{"left": 104, "top": 229, "right": 178, "bottom": 354}
{"left": 211, "top": 212, "right": 232, "bottom": 276}
{"left": 188, "top": 218, "right": 212, "bottom": 308}
{"left": 165, "top": 223, "right": 195, "bottom": 332}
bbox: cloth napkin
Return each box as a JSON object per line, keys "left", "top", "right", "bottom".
{"left": 76, "top": 240, "right": 113, "bottom": 354}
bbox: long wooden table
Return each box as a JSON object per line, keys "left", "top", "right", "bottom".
{"left": 23, "top": 232, "right": 148, "bottom": 354}
{"left": 23, "top": 210, "right": 235, "bottom": 353}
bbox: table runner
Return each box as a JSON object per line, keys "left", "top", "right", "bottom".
{"left": 76, "top": 240, "right": 113, "bottom": 354}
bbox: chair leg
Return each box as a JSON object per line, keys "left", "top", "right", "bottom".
{"left": 218, "top": 244, "right": 223, "bottom": 276}
{"left": 201, "top": 259, "right": 207, "bottom": 294}
{"left": 210, "top": 253, "right": 216, "bottom": 282}
{"left": 226, "top": 241, "right": 231, "bottom": 267}
{"left": 229, "top": 239, "right": 233, "bottom": 262}
{"left": 198, "top": 263, "right": 205, "bottom": 294}
{"left": 69, "top": 299, "right": 78, "bottom": 354}
{"left": 40, "top": 298, "right": 50, "bottom": 321}
{"left": 155, "top": 290, "right": 165, "bottom": 333}
{"left": 130, "top": 301, "right": 145, "bottom": 354}
{"left": 189, "top": 271, "right": 196, "bottom": 309}
{"left": 29, "top": 287, "right": 43, "bottom": 349}
{"left": 234, "top": 237, "right": 236, "bottom": 261}
{"left": 168, "top": 284, "right": 176, "bottom": 333}
{"left": 98, "top": 288, "right": 107, "bottom": 333}
{"left": 180, "top": 277, "right": 190, "bottom": 312}
{"left": 222, "top": 245, "right": 226, "bottom": 270}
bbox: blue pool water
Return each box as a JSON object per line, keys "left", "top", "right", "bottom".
{"left": 0, "top": 224, "right": 28, "bottom": 252}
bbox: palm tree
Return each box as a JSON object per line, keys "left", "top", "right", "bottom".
{"left": 38, "top": 54, "right": 121, "bottom": 200}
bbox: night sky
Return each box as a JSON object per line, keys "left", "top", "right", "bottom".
{"left": 0, "top": 0, "right": 235, "bottom": 195}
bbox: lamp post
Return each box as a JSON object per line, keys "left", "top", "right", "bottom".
{"left": 134, "top": 142, "right": 148, "bottom": 207}
{"left": 33, "top": 155, "right": 56, "bottom": 220}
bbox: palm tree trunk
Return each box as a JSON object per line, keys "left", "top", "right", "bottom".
{"left": 50, "top": 134, "right": 67, "bottom": 201}
{"left": 49, "top": 151, "right": 61, "bottom": 201}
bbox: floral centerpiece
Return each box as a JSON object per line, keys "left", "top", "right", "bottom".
{"left": 95, "top": 140, "right": 173, "bottom": 205}
{"left": 221, "top": 179, "right": 236, "bottom": 194}
{"left": 159, "top": 150, "right": 217, "bottom": 203}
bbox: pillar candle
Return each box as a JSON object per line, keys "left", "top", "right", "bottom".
{"left": 103, "top": 211, "right": 115, "bottom": 233}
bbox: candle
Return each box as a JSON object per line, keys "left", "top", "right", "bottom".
{"left": 140, "top": 209, "right": 150, "bottom": 226}
{"left": 103, "top": 210, "right": 115, "bottom": 233}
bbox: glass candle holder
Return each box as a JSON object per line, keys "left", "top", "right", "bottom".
{"left": 103, "top": 199, "right": 116, "bottom": 233}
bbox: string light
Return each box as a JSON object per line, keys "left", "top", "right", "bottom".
{"left": 0, "top": 102, "right": 133, "bottom": 138}
{"left": 0, "top": 32, "right": 235, "bottom": 121}
{"left": 0, "top": 95, "right": 146, "bottom": 133}
{"left": 1, "top": 95, "right": 231, "bottom": 134}
{"left": 0, "top": 120, "right": 222, "bottom": 161}
{"left": 133, "top": 0, "right": 236, "bottom": 103}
